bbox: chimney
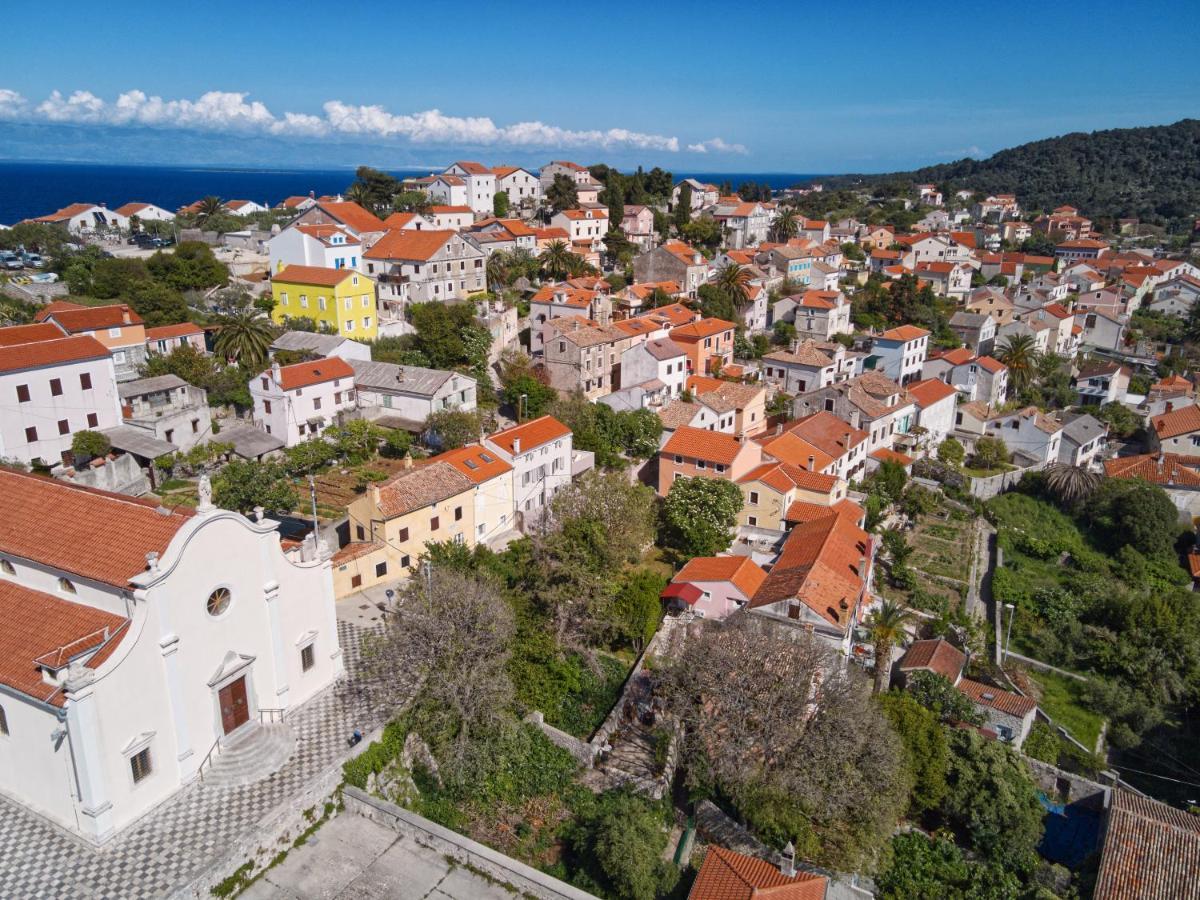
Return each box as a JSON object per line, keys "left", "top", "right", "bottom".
{"left": 145, "top": 551, "right": 159, "bottom": 572}
{"left": 271, "top": 360, "right": 282, "bottom": 383}
{"left": 371, "top": 484, "right": 382, "bottom": 504}
{"left": 808, "top": 455, "right": 815, "bottom": 470}
{"left": 781, "top": 842, "right": 796, "bottom": 878}
{"left": 122, "top": 307, "right": 132, "bottom": 325}
{"left": 693, "top": 252, "right": 702, "bottom": 265}
{"left": 513, "top": 437, "right": 521, "bottom": 454}
{"left": 402, "top": 452, "right": 413, "bottom": 470}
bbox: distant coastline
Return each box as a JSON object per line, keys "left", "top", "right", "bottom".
{"left": 0, "top": 160, "right": 828, "bottom": 224}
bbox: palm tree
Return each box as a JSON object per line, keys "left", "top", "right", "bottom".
{"left": 214, "top": 309, "right": 275, "bottom": 370}
{"left": 486, "top": 251, "right": 510, "bottom": 294}
{"left": 197, "top": 196, "right": 224, "bottom": 220}
{"left": 345, "top": 181, "right": 373, "bottom": 211}
{"left": 1043, "top": 462, "right": 1101, "bottom": 507}
{"left": 996, "top": 334, "right": 1039, "bottom": 397}
{"left": 868, "top": 599, "right": 914, "bottom": 694}
{"left": 540, "top": 240, "right": 572, "bottom": 281}
{"left": 772, "top": 208, "right": 798, "bottom": 243}
{"left": 715, "top": 262, "right": 753, "bottom": 312}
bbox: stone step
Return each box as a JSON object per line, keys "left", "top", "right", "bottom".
{"left": 203, "top": 722, "right": 296, "bottom": 788}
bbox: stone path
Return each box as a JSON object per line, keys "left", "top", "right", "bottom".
{"left": 0, "top": 620, "right": 379, "bottom": 900}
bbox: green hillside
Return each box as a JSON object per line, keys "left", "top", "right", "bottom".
{"left": 821, "top": 119, "right": 1200, "bottom": 231}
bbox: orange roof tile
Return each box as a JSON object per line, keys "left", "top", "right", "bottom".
{"left": 146, "top": 322, "right": 204, "bottom": 340}
{"left": 1104, "top": 453, "right": 1200, "bottom": 487}
{"left": 670, "top": 318, "right": 735, "bottom": 342}
{"left": 364, "top": 229, "right": 457, "bottom": 262}
{"left": 958, "top": 677, "right": 1036, "bottom": 717}
{"left": 0, "top": 468, "right": 193, "bottom": 587}
{"left": 870, "top": 448, "right": 914, "bottom": 466}
{"left": 373, "top": 462, "right": 474, "bottom": 519}
{"left": 330, "top": 540, "right": 385, "bottom": 565}
{"left": 0, "top": 580, "right": 129, "bottom": 707}
{"left": 976, "top": 355, "right": 1006, "bottom": 374}
{"left": 47, "top": 304, "right": 143, "bottom": 332}
{"left": 879, "top": 324, "right": 930, "bottom": 341}
{"left": 315, "top": 200, "right": 387, "bottom": 233}
{"left": 274, "top": 264, "right": 367, "bottom": 287}
{"left": 487, "top": 415, "right": 571, "bottom": 455}
{"left": 1153, "top": 405, "right": 1200, "bottom": 440}
{"left": 898, "top": 638, "right": 965, "bottom": 680}
{"left": 784, "top": 411, "right": 869, "bottom": 456}
{"left": 662, "top": 425, "right": 747, "bottom": 467}
{"left": 758, "top": 432, "right": 835, "bottom": 473}
{"left": 273, "top": 357, "right": 354, "bottom": 391}
{"left": 907, "top": 378, "right": 958, "bottom": 408}
{"left": 33, "top": 300, "right": 87, "bottom": 322}
{"left": 435, "top": 444, "right": 513, "bottom": 484}
{"left": 0, "top": 335, "right": 111, "bottom": 374}
{"left": 0, "top": 322, "right": 66, "bottom": 346}
{"left": 674, "top": 555, "right": 767, "bottom": 599}
{"left": 1093, "top": 788, "right": 1200, "bottom": 900}
{"left": 688, "top": 845, "right": 827, "bottom": 900}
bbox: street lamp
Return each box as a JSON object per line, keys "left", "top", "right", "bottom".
{"left": 1003, "top": 602, "right": 1016, "bottom": 663}
{"left": 519, "top": 393, "right": 528, "bottom": 422}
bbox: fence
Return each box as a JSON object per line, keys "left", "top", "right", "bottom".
{"left": 968, "top": 460, "right": 1048, "bottom": 500}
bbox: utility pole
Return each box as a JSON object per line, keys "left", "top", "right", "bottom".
{"left": 1003, "top": 602, "right": 1016, "bottom": 663}
{"left": 308, "top": 474, "right": 319, "bottom": 534}
{"left": 519, "top": 393, "right": 527, "bottom": 422}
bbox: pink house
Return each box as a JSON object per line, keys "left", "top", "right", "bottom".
{"left": 661, "top": 555, "right": 768, "bottom": 620}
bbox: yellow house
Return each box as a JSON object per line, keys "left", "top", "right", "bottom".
{"left": 271, "top": 264, "right": 378, "bottom": 341}
{"left": 737, "top": 461, "right": 846, "bottom": 531}
{"left": 334, "top": 458, "right": 476, "bottom": 598}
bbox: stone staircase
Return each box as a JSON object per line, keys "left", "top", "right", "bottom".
{"left": 202, "top": 723, "right": 296, "bottom": 788}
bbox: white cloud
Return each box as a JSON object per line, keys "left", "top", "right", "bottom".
{"left": 686, "top": 137, "right": 748, "bottom": 155}
{"left": 0, "top": 86, "right": 741, "bottom": 155}
{"left": 0, "top": 89, "right": 27, "bottom": 119}
{"left": 935, "top": 145, "right": 983, "bottom": 158}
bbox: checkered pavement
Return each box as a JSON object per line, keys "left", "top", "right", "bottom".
{"left": 0, "top": 620, "right": 380, "bottom": 900}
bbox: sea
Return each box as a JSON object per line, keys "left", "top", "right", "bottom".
{"left": 0, "top": 161, "right": 825, "bottom": 224}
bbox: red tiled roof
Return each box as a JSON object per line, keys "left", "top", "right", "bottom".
{"left": 898, "top": 638, "right": 966, "bottom": 680}
{"left": 1104, "top": 453, "right": 1200, "bottom": 487}
{"left": 435, "top": 444, "right": 513, "bottom": 484}
{"left": 364, "top": 229, "right": 457, "bottom": 261}
{"left": 1094, "top": 789, "right": 1200, "bottom": 900}
{"left": 0, "top": 468, "right": 193, "bottom": 587}
{"left": 670, "top": 318, "right": 735, "bottom": 342}
{"left": 958, "top": 677, "right": 1037, "bottom": 717}
{"left": 273, "top": 357, "right": 354, "bottom": 391}
{"left": 273, "top": 264, "right": 364, "bottom": 287}
{"left": 47, "top": 304, "right": 143, "bottom": 332}
{"left": 28, "top": 202, "right": 98, "bottom": 223}
{"left": 0, "top": 580, "right": 129, "bottom": 707}
{"left": 487, "top": 415, "right": 571, "bottom": 455}
{"left": 688, "top": 845, "right": 827, "bottom": 900}
{"left": 0, "top": 322, "right": 66, "bottom": 346}
{"left": 315, "top": 200, "right": 386, "bottom": 233}
{"left": 758, "top": 432, "right": 836, "bottom": 473}
{"left": 663, "top": 426, "right": 748, "bottom": 467}
{"left": 33, "top": 300, "right": 86, "bottom": 322}
{"left": 430, "top": 204, "right": 473, "bottom": 214}
{"left": 976, "top": 355, "right": 1006, "bottom": 374}
{"left": 739, "top": 461, "right": 837, "bottom": 495}
{"left": 784, "top": 411, "right": 869, "bottom": 456}
{"left": 870, "top": 448, "right": 914, "bottom": 466}
{"left": 146, "top": 322, "right": 204, "bottom": 340}
{"left": 0, "top": 335, "right": 111, "bottom": 374}
{"left": 374, "top": 462, "right": 474, "bottom": 519}
{"left": 674, "top": 556, "right": 767, "bottom": 599}
{"left": 906, "top": 378, "right": 958, "bottom": 408}
{"left": 1152, "top": 404, "right": 1200, "bottom": 440}
{"left": 330, "top": 540, "right": 385, "bottom": 565}
{"left": 879, "top": 324, "right": 930, "bottom": 341}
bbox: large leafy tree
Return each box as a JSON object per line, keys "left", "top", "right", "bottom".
{"left": 569, "top": 791, "right": 678, "bottom": 900}
{"left": 213, "top": 460, "right": 297, "bottom": 515}
{"left": 1084, "top": 476, "right": 1179, "bottom": 556}
{"left": 877, "top": 692, "right": 949, "bottom": 814}
{"left": 660, "top": 476, "right": 743, "bottom": 559}
{"left": 673, "top": 181, "right": 692, "bottom": 232}
{"left": 540, "top": 239, "right": 573, "bottom": 281}
{"left": 546, "top": 174, "right": 578, "bottom": 213}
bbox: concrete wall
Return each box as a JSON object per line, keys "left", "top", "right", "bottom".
{"left": 343, "top": 788, "right": 596, "bottom": 900}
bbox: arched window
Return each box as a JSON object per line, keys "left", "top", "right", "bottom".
{"left": 58, "top": 578, "right": 76, "bottom": 594}
{"left": 206, "top": 588, "right": 231, "bottom": 617}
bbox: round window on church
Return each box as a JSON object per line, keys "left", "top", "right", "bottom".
{"left": 206, "top": 587, "right": 232, "bottom": 617}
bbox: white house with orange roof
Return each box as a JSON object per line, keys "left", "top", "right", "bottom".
{"left": 539, "top": 161, "right": 593, "bottom": 189}
{"left": 491, "top": 165, "right": 541, "bottom": 209}
{"left": 617, "top": 336, "right": 690, "bottom": 404}
{"left": 906, "top": 378, "right": 959, "bottom": 446}
{"left": 291, "top": 200, "right": 388, "bottom": 248}
{"left": 38, "top": 302, "right": 148, "bottom": 381}
{"left": 113, "top": 202, "right": 175, "bottom": 223}
{"left": 915, "top": 261, "right": 973, "bottom": 300}
{"left": 427, "top": 205, "right": 475, "bottom": 230}
{"left": 529, "top": 282, "right": 613, "bottom": 354}
{"left": 0, "top": 325, "right": 123, "bottom": 466}
{"left": 224, "top": 199, "right": 268, "bottom": 216}
{"left": 657, "top": 426, "right": 763, "bottom": 496}
{"left": 771, "top": 289, "right": 852, "bottom": 339}
{"left": 484, "top": 415, "right": 575, "bottom": 521}
{"left": 25, "top": 202, "right": 130, "bottom": 233}
{"left": 145, "top": 322, "right": 206, "bottom": 356}
{"left": 425, "top": 174, "right": 470, "bottom": 210}
{"left": 268, "top": 223, "right": 363, "bottom": 274}
{"left": 661, "top": 555, "right": 768, "bottom": 620}
{"left": 671, "top": 178, "right": 719, "bottom": 213}
{"left": 762, "top": 339, "right": 860, "bottom": 395}
{"left": 621, "top": 205, "right": 656, "bottom": 251}
{"left": 0, "top": 467, "right": 341, "bottom": 843}
{"left": 550, "top": 207, "right": 609, "bottom": 253}
{"left": 363, "top": 229, "right": 486, "bottom": 313}
{"left": 774, "top": 410, "right": 870, "bottom": 481}
{"left": 250, "top": 358, "right": 356, "bottom": 447}
{"left": 711, "top": 197, "right": 772, "bottom": 249}
{"left": 442, "top": 162, "right": 495, "bottom": 216}
{"left": 437, "top": 443, "right": 517, "bottom": 544}
{"left": 923, "top": 348, "right": 1009, "bottom": 405}
{"left": 871, "top": 324, "right": 930, "bottom": 385}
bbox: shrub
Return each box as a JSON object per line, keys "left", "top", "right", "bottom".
{"left": 71, "top": 430, "right": 112, "bottom": 460}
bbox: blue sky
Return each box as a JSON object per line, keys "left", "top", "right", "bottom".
{"left": 2, "top": 0, "right": 1197, "bottom": 174}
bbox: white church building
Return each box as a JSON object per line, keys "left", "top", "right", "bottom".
{"left": 0, "top": 468, "right": 342, "bottom": 844}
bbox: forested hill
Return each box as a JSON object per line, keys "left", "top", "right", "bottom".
{"left": 822, "top": 119, "right": 1200, "bottom": 229}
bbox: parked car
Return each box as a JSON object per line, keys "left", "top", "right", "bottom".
{"left": 22, "top": 253, "right": 44, "bottom": 268}
{"left": 0, "top": 252, "right": 23, "bottom": 270}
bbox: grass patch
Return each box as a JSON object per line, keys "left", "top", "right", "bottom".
{"left": 1028, "top": 669, "right": 1103, "bottom": 750}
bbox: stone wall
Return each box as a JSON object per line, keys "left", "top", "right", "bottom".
{"left": 969, "top": 460, "right": 1047, "bottom": 500}
{"left": 1024, "top": 758, "right": 1111, "bottom": 810}
{"left": 55, "top": 453, "right": 150, "bottom": 497}
{"left": 524, "top": 711, "right": 596, "bottom": 767}
{"left": 343, "top": 787, "right": 597, "bottom": 900}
